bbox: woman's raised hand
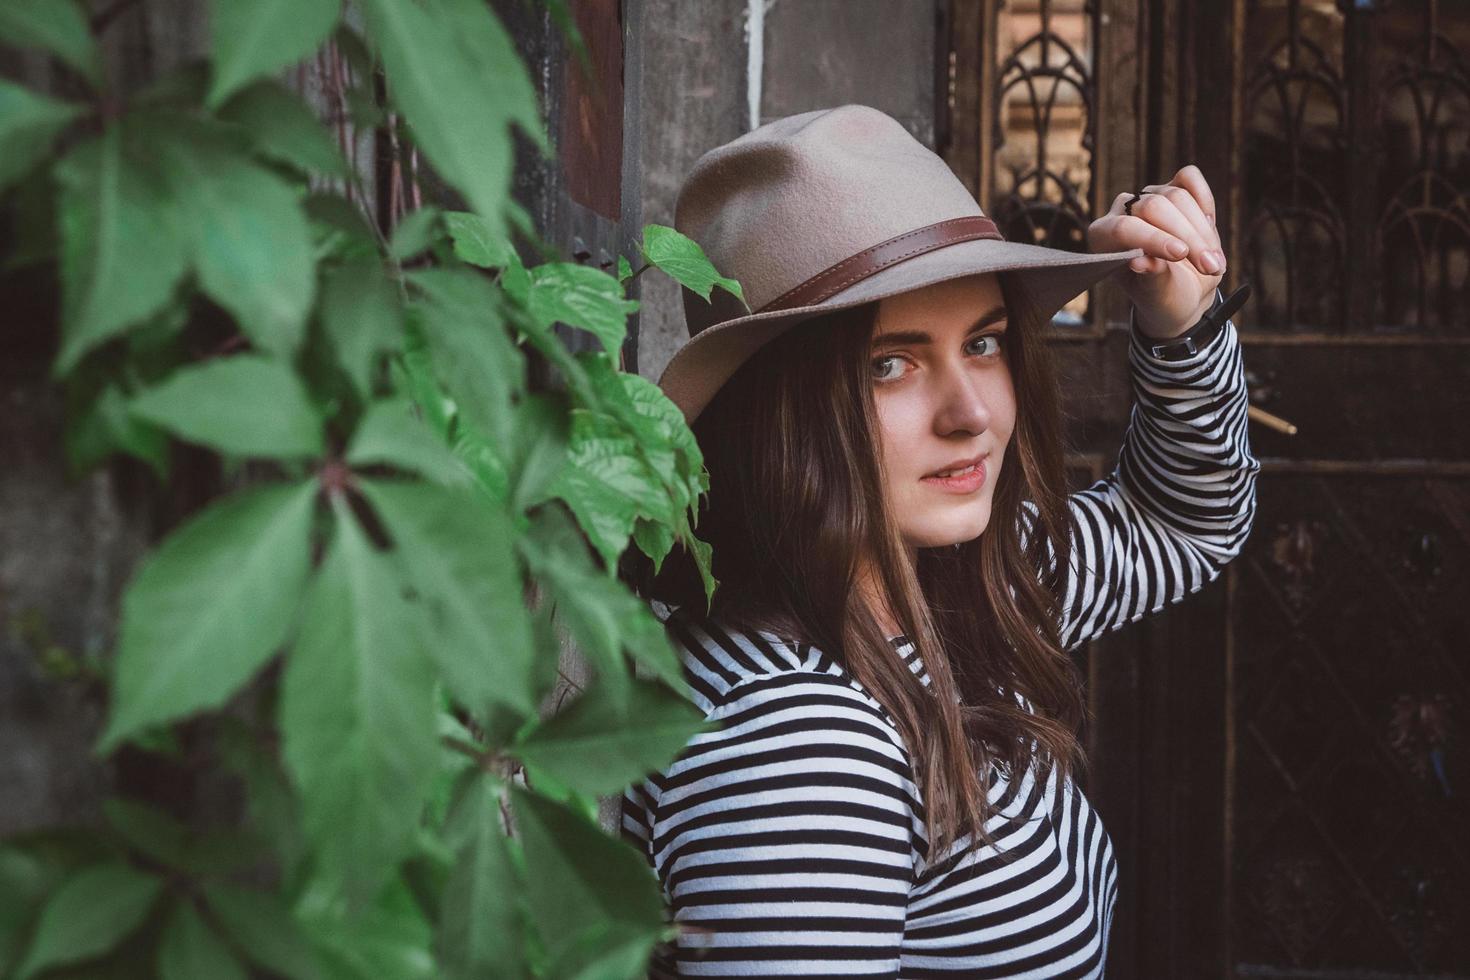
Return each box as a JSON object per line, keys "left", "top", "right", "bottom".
{"left": 1086, "top": 164, "right": 1225, "bottom": 338}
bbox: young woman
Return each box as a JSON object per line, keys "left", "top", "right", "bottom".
{"left": 621, "top": 105, "right": 1259, "bottom": 978}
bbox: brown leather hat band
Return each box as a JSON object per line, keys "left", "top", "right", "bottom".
{"left": 757, "top": 215, "right": 1005, "bottom": 314}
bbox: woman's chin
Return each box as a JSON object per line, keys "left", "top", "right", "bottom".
{"left": 904, "top": 505, "right": 991, "bottom": 550}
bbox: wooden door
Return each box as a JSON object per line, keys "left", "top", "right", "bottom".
{"left": 942, "top": 0, "right": 1470, "bottom": 975}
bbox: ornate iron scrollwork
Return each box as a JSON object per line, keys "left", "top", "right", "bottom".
{"left": 1243, "top": 0, "right": 1469, "bottom": 332}
{"left": 990, "top": 0, "right": 1099, "bottom": 322}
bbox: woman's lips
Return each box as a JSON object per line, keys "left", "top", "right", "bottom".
{"left": 920, "top": 459, "right": 987, "bottom": 493}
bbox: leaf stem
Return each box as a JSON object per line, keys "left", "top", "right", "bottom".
{"left": 441, "top": 734, "right": 488, "bottom": 760}
{"left": 441, "top": 734, "right": 511, "bottom": 775}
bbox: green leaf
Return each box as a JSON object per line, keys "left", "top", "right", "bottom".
{"left": 438, "top": 773, "right": 523, "bottom": 980}
{"left": 443, "top": 210, "right": 513, "bottom": 269}
{"left": 295, "top": 875, "right": 434, "bottom": 980}
{"left": 65, "top": 382, "right": 170, "bottom": 479}
{"left": 0, "top": 79, "right": 82, "bottom": 194}
{"left": 0, "top": 851, "right": 49, "bottom": 974}
{"left": 216, "top": 80, "right": 350, "bottom": 177}
{"left": 640, "top": 223, "right": 747, "bottom": 306}
{"left": 347, "top": 398, "right": 470, "bottom": 487}
{"left": 597, "top": 368, "right": 706, "bottom": 498}
{"left": 507, "top": 393, "right": 570, "bottom": 513}
{"left": 510, "top": 789, "right": 665, "bottom": 971}
{"left": 0, "top": 0, "right": 99, "bottom": 86}
{"left": 631, "top": 518, "right": 674, "bottom": 573}
{"left": 498, "top": 238, "right": 533, "bottom": 298}
{"left": 305, "top": 192, "right": 380, "bottom": 263}
{"left": 215, "top": 722, "right": 307, "bottom": 879}
{"left": 616, "top": 254, "right": 634, "bottom": 284}
{"left": 207, "top": 0, "right": 340, "bottom": 108}
{"left": 361, "top": 0, "right": 542, "bottom": 235}
{"left": 526, "top": 262, "right": 637, "bottom": 354}
{"left": 388, "top": 206, "right": 443, "bottom": 261}
{"left": 150, "top": 115, "right": 317, "bottom": 355}
{"left": 550, "top": 411, "right": 663, "bottom": 567}
{"left": 392, "top": 325, "right": 455, "bottom": 437}
{"left": 448, "top": 420, "right": 510, "bottom": 506}
{"left": 100, "top": 481, "right": 318, "bottom": 751}
{"left": 157, "top": 901, "right": 249, "bottom": 980}
{"left": 408, "top": 267, "right": 524, "bottom": 448}
{"left": 551, "top": 926, "right": 662, "bottom": 980}
{"left": 129, "top": 355, "right": 323, "bottom": 458}
{"left": 506, "top": 306, "right": 598, "bottom": 414}
{"left": 101, "top": 799, "right": 189, "bottom": 868}
{"left": 15, "top": 862, "right": 162, "bottom": 979}
{"left": 520, "top": 507, "right": 686, "bottom": 697}
{"left": 506, "top": 198, "right": 552, "bottom": 261}
{"left": 512, "top": 680, "right": 705, "bottom": 796}
{"left": 281, "top": 497, "right": 439, "bottom": 903}
{"left": 683, "top": 524, "right": 718, "bottom": 609}
{"left": 550, "top": 358, "right": 710, "bottom": 569}
{"left": 358, "top": 479, "right": 540, "bottom": 717}
{"left": 320, "top": 258, "right": 404, "bottom": 396}
{"left": 204, "top": 883, "right": 323, "bottom": 980}
{"left": 0, "top": 836, "right": 113, "bottom": 977}
{"left": 53, "top": 128, "right": 189, "bottom": 375}
{"left": 426, "top": 711, "right": 480, "bottom": 826}
{"left": 102, "top": 800, "right": 264, "bottom": 877}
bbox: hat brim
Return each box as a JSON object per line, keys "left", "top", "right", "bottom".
{"left": 657, "top": 238, "right": 1145, "bottom": 423}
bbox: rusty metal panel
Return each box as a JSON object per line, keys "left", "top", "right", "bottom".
{"left": 1230, "top": 471, "right": 1470, "bottom": 973}
{"left": 561, "top": 0, "right": 624, "bottom": 221}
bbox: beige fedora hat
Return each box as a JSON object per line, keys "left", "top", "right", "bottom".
{"left": 657, "top": 104, "right": 1144, "bottom": 423}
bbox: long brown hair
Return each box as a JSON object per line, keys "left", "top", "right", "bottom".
{"left": 623, "top": 273, "right": 1085, "bottom": 858}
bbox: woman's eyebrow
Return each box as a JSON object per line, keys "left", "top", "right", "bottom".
{"left": 872, "top": 305, "right": 1009, "bottom": 347}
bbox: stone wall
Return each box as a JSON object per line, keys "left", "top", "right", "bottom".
{"left": 633, "top": 0, "right": 939, "bottom": 382}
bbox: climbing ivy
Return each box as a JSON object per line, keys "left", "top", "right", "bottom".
{"left": 0, "top": 0, "right": 745, "bottom": 976}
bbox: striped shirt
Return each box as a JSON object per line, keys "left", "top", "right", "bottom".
{"left": 623, "top": 315, "right": 1259, "bottom": 977}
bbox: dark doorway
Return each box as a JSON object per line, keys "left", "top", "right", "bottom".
{"left": 945, "top": 0, "right": 1470, "bottom": 975}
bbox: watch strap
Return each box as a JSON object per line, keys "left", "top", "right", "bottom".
{"left": 1140, "top": 282, "right": 1252, "bottom": 361}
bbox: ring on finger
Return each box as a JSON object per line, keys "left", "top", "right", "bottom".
{"left": 1123, "top": 191, "right": 1146, "bottom": 217}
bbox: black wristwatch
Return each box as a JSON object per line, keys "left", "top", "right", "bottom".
{"left": 1136, "top": 282, "right": 1252, "bottom": 362}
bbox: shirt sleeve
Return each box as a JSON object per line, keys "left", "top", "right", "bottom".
{"left": 1024, "top": 305, "right": 1261, "bottom": 653}
{"left": 645, "top": 672, "right": 920, "bottom": 977}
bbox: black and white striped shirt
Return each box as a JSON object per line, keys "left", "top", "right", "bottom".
{"left": 623, "top": 315, "right": 1259, "bottom": 977}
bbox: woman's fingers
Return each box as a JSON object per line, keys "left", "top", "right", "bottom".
{"left": 1129, "top": 253, "right": 1168, "bottom": 275}
{"left": 1093, "top": 198, "right": 1219, "bottom": 277}
{"left": 1140, "top": 183, "right": 1217, "bottom": 257}
{"left": 1166, "top": 164, "right": 1217, "bottom": 225}
{"left": 1091, "top": 207, "right": 1204, "bottom": 272}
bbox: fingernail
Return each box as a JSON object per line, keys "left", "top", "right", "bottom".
{"left": 1214, "top": 249, "right": 1228, "bottom": 271}
{"left": 1167, "top": 240, "right": 1188, "bottom": 258}
{"left": 1209, "top": 213, "right": 1216, "bottom": 226}
{"left": 1203, "top": 251, "right": 1222, "bottom": 274}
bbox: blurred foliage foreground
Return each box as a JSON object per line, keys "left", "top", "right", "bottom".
{"left": 0, "top": 0, "right": 749, "bottom": 976}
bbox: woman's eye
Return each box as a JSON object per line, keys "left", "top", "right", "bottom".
{"left": 871, "top": 355, "right": 905, "bottom": 381}
{"left": 967, "top": 334, "right": 1004, "bottom": 357}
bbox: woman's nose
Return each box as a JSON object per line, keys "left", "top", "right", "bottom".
{"left": 932, "top": 370, "right": 993, "bottom": 437}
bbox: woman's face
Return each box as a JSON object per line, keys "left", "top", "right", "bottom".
{"left": 870, "top": 273, "right": 1016, "bottom": 551}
